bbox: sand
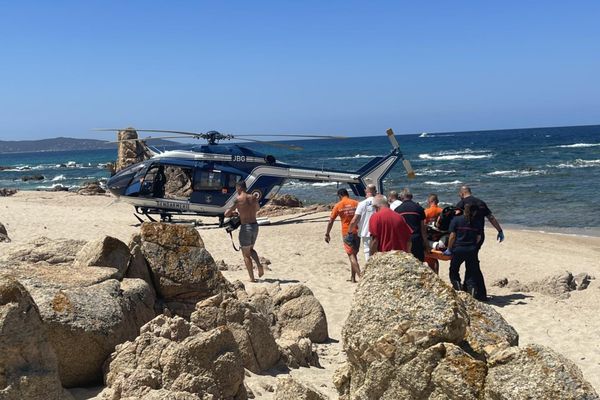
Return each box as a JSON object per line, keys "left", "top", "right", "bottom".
{"left": 1, "top": 191, "right": 599, "bottom": 397}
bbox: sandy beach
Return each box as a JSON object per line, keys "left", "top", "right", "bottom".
{"left": 2, "top": 190, "right": 599, "bottom": 397}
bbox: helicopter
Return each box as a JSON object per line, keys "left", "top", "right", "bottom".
{"left": 99, "top": 128, "right": 415, "bottom": 223}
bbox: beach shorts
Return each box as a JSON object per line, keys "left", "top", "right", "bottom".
{"left": 239, "top": 223, "right": 259, "bottom": 247}
{"left": 343, "top": 234, "right": 360, "bottom": 255}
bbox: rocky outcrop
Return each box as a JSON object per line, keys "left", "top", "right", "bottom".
{"left": 116, "top": 128, "right": 153, "bottom": 172}
{"left": 0, "top": 188, "right": 17, "bottom": 196}
{"left": 99, "top": 315, "right": 247, "bottom": 400}
{"left": 164, "top": 166, "right": 193, "bottom": 199}
{"left": 77, "top": 181, "right": 106, "bottom": 196}
{"left": 338, "top": 251, "right": 597, "bottom": 400}
{"left": 275, "top": 377, "right": 327, "bottom": 400}
{"left": 0, "top": 236, "right": 157, "bottom": 387}
{"left": 492, "top": 271, "right": 594, "bottom": 298}
{"left": 0, "top": 276, "right": 68, "bottom": 400}
{"left": 191, "top": 293, "right": 281, "bottom": 373}
{"left": 0, "top": 222, "right": 9, "bottom": 242}
{"left": 138, "top": 222, "right": 230, "bottom": 317}
{"left": 21, "top": 174, "right": 45, "bottom": 181}
{"left": 270, "top": 194, "right": 303, "bottom": 208}
{"left": 272, "top": 284, "right": 328, "bottom": 343}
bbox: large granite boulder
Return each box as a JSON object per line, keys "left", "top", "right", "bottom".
{"left": 274, "top": 377, "right": 327, "bottom": 400}
{"left": 191, "top": 293, "right": 280, "bottom": 373}
{"left": 338, "top": 251, "right": 598, "bottom": 400}
{"left": 0, "top": 237, "right": 157, "bottom": 387}
{"left": 0, "top": 276, "right": 69, "bottom": 399}
{"left": 485, "top": 344, "right": 598, "bottom": 399}
{"left": 0, "top": 222, "right": 9, "bottom": 243}
{"left": 99, "top": 315, "right": 247, "bottom": 400}
{"left": 138, "top": 222, "right": 230, "bottom": 317}
{"left": 77, "top": 180, "right": 106, "bottom": 196}
{"left": 73, "top": 235, "right": 131, "bottom": 279}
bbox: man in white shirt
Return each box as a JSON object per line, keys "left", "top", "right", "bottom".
{"left": 389, "top": 190, "right": 402, "bottom": 211}
{"left": 347, "top": 184, "right": 377, "bottom": 261}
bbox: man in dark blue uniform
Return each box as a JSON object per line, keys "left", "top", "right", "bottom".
{"left": 394, "top": 188, "right": 429, "bottom": 262}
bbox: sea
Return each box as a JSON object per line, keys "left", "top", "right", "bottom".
{"left": 1, "top": 125, "right": 599, "bottom": 235}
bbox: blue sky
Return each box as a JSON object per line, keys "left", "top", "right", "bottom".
{"left": 0, "top": 1, "right": 599, "bottom": 140}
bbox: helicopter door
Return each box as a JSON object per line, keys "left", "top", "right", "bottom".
{"left": 191, "top": 170, "right": 241, "bottom": 207}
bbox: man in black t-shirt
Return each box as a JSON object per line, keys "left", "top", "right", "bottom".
{"left": 456, "top": 186, "right": 504, "bottom": 247}
{"left": 395, "top": 188, "right": 429, "bottom": 261}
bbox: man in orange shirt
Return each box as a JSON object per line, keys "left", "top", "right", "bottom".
{"left": 325, "top": 188, "right": 361, "bottom": 282}
{"left": 424, "top": 193, "right": 443, "bottom": 274}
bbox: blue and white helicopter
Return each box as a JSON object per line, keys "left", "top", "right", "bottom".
{"left": 100, "top": 128, "right": 415, "bottom": 223}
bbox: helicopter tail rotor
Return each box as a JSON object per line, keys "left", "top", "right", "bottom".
{"left": 386, "top": 128, "right": 415, "bottom": 179}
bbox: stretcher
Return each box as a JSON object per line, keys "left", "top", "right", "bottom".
{"left": 426, "top": 249, "right": 452, "bottom": 261}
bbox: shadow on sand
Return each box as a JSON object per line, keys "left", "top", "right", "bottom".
{"left": 486, "top": 293, "right": 533, "bottom": 307}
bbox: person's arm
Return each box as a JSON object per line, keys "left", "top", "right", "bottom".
{"left": 421, "top": 220, "right": 430, "bottom": 252}
{"left": 447, "top": 232, "right": 456, "bottom": 250}
{"left": 224, "top": 198, "right": 238, "bottom": 217}
{"left": 347, "top": 214, "right": 361, "bottom": 236}
{"left": 487, "top": 214, "right": 504, "bottom": 240}
{"left": 324, "top": 218, "right": 335, "bottom": 243}
{"left": 370, "top": 236, "right": 379, "bottom": 256}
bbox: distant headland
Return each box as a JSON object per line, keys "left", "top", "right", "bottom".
{"left": 0, "top": 137, "right": 179, "bottom": 154}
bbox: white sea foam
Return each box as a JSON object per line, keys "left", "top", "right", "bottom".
{"left": 51, "top": 174, "right": 66, "bottom": 181}
{"left": 423, "top": 180, "right": 463, "bottom": 186}
{"left": 553, "top": 159, "right": 600, "bottom": 169}
{"left": 332, "top": 154, "right": 383, "bottom": 160}
{"left": 311, "top": 182, "right": 339, "bottom": 187}
{"left": 419, "top": 153, "right": 492, "bottom": 161}
{"left": 416, "top": 169, "right": 456, "bottom": 176}
{"left": 554, "top": 143, "right": 600, "bottom": 148}
{"left": 486, "top": 169, "right": 546, "bottom": 178}
{"left": 419, "top": 132, "right": 429, "bottom": 138}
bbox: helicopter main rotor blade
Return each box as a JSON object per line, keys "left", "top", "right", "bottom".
{"left": 106, "top": 135, "right": 189, "bottom": 143}
{"left": 235, "top": 137, "right": 303, "bottom": 151}
{"left": 233, "top": 134, "right": 347, "bottom": 139}
{"left": 94, "top": 128, "right": 206, "bottom": 137}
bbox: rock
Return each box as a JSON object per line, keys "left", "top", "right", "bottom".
{"left": 138, "top": 223, "right": 229, "bottom": 317}
{"left": 0, "top": 276, "right": 67, "bottom": 399}
{"left": 485, "top": 344, "right": 598, "bottom": 399}
{"left": 77, "top": 181, "right": 106, "bottom": 195}
{"left": 191, "top": 293, "right": 280, "bottom": 373}
{"left": 73, "top": 236, "right": 131, "bottom": 279}
{"left": 100, "top": 315, "right": 247, "bottom": 400}
{"left": 0, "top": 236, "right": 86, "bottom": 265}
{"left": 270, "top": 194, "right": 303, "bottom": 208}
{"left": 164, "top": 166, "right": 193, "bottom": 199}
{"left": 46, "top": 184, "right": 70, "bottom": 192}
{"left": 43, "top": 278, "right": 156, "bottom": 386}
{"left": 0, "top": 222, "right": 10, "bottom": 243}
{"left": 273, "top": 284, "right": 328, "bottom": 343}
{"left": 276, "top": 336, "right": 320, "bottom": 368}
{"left": 125, "top": 237, "right": 155, "bottom": 287}
{"left": 21, "top": 174, "right": 45, "bottom": 181}
{"left": 529, "top": 271, "right": 577, "bottom": 297}
{"left": 458, "top": 292, "right": 519, "bottom": 358}
{"left": 492, "top": 277, "right": 509, "bottom": 288}
{"left": 338, "top": 251, "right": 598, "bottom": 400}
{"left": 274, "top": 377, "right": 327, "bottom": 400}
{"left": 0, "top": 188, "right": 17, "bottom": 196}
{"left": 115, "top": 128, "right": 153, "bottom": 172}
{"left": 573, "top": 272, "right": 593, "bottom": 291}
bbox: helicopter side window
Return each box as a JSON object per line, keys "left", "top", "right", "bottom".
{"left": 193, "top": 171, "right": 222, "bottom": 191}
{"left": 227, "top": 174, "right": 242, "bottom": 188}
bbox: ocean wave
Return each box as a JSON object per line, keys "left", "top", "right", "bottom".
{"left": 419, "top": 153, "right": 492, "bottom": 161}
{"left": 423, "top": 180, "right": 463, "bottom": 186}
{"left": 312, "top": 182, "right": 339, "bottom": 187}
{"left": 416, "top": 169, "right": 456, "bottom": 176}
{"left": 486, "top": 169, "right": 546, "bottom": 178}
{"left": 552, "top": 159, "right": 600, "bottom": 169}
{"left": 553, "top": 143, "right": 600, "bottom": 148}
{"left": 51, "top": 174, "right": 66, "bottom": 181}
{"left": 332, "top": 154, "right": 383, "bottom": 160}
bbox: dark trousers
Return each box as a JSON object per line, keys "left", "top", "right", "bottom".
{"left": 410, "top": 234, "right": 425, "bottom": 262}
{"left": 449, "top": 245, "right": 487, "bottom": 301}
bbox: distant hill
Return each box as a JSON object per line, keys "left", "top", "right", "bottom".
{"left": 0, "top": 137, "right": 180, "bottom": 153}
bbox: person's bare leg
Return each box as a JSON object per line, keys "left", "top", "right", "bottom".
{"left": 250, "top": 247, "right": 264, "bottom": 277}
{"left": 348, "top": 253, "right": 361, "bottom": 283}
{"left": 241, "top": 247, "right": 256, "bottom": 282}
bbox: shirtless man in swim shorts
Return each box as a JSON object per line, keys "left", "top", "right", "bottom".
{"left": 225, "top": 181, "right": 264, "bottom": 282}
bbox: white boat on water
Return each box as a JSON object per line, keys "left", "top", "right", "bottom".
{"left": 419, "top": 132, "right": 429, "bottom": 138}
